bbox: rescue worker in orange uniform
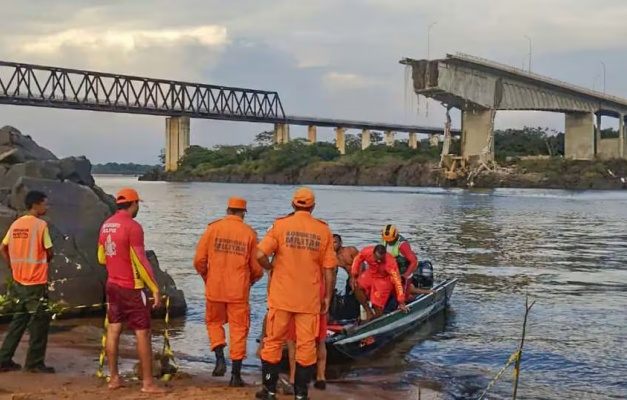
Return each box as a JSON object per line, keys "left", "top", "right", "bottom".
{"left": 350, "top": 244, "right": 408, "bottom": 320}
{"left": 256, "top": 187, "right": 337, "bottom": 400}
{"left": 285, "top": 279, "right": 327, "bottom": 391}
{"left": 97, "top": 188, "right": 166, "bottom": 394}
{"left": 0, "top": 190, "right": 55, "bottom": 373}
{"left": 193, "top": 197, "right": 263, "bottom": 387}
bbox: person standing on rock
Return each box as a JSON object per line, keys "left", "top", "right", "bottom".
{"left": 256, "top": 187, "right": 337, "bottom": 400}
{"left": 193, "top": 197, "right": 263, "bottom": 387}
{"left": 0, "top": 190, "right": 55, "bottom": 373}
{"left": 96, "top": 188, "right": 166, "bottom": 394}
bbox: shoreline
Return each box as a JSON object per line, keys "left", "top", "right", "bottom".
{"left": 0, "top": 320, "right": 443, "bottom": 400}
{"left": 137, "top": 157, "right": 627, "bottom": 191}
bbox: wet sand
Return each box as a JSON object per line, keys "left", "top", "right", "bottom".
{"left": 0, "top": 323, "right": 442, "bottom": 399}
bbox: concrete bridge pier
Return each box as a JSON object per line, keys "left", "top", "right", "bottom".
{"left": 385, "top": 130, "right": 395, "bottom": 146}
{"left": 408, "top": 132, "right": 418, "bottom": 149}
{"left": 273, "top": 123, "right": 290, "bottom": 147}
{"left": 461, "top": 109, "right": 495, "bottom": 161}
{"left": 595, "top": 114, "right": 627, "bottom": 159}
{"left": 361, "top": 129, "right": 371, "bottom": 150}
{"left": 564, "top": 112, "right": 595, "bottom": 160}
{"left": 335, "top": 127, "right": 346, "bottom": 154}
{"left": 165, "top": 116, "right": 190, "bottom": 172}
{"left": 307, "top": 125, "right": 317, "bottom": 144}
{"left": 620, "top": 115, "right": 625, "bottom": 158}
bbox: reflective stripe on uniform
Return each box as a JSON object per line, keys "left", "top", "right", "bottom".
{"left": 10, "top": 218, "right": 47, "bottom": 265}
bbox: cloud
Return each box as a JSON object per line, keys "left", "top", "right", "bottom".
{"left": 1, "top": 0, "right": 627, "bottom": 164}
{"left": 323, "top": 72, "right": 379, "bottom": 90}
{"left": 17, "top": 26, "right": 229, "bottom": 55}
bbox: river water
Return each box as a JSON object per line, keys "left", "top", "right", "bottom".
{"left": 95, "top": 176, "right": 627, "bottom": 400}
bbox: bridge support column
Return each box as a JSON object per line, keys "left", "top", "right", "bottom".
{"left": 408, "top": 132, "right": 418, "bottom": 149}
{"left": 273, "top": 123, "right": 290, "bottom": 148}
{"left": 165, "top": 116, "right": 190, "bottom": 172}
{"left": 307, "top": 125, "right": 317, "bottom": 144}
{"left": 361, "top": 129, "right": 371, "bottom": 150}
{"left": 461, "top": 109, "right": 494, "bottom": 161}
{"left": 429, "top": 134, "right": 439, "bottom": 147}
{"left": 385, "top": 130, "right": 395, "bottom": 146}
{"left": 335, "top": 127, "right": 346, "bottom": 155}
{"left": 564, "top": 112, "right": 595, "bottom": 160}
{"left": 620, "top": 115, "right": 625, "bottom": 158}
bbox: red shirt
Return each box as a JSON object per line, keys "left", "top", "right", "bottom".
{"left": 97, "top": 211, "right": 158, "bottom": 293}
{"left": 350, "top": 246, "right": 400, "bottom": 279}
{"left": 398, "top": 241, "right": 418, "bottom": 278}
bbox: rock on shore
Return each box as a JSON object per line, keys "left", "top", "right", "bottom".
{"left": 0, "top": 126, "right": 186, "bottom": 319}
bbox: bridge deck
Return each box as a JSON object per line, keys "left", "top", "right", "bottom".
{"left": 0, "top": 60, "right": 455, "bottom": 135}
{"left": 401, "top": 53, "right": 627, "bottom": 116}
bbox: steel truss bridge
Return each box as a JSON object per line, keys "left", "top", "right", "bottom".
{"left": 0, "top": 60, "right": 458, "bottom": 135}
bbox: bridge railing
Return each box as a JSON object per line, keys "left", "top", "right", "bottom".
{"left": 451, "top": 52, "right": 627, "bottom": 107}
{"left": 0, "top": 61, "right": 286, "bottom": 121}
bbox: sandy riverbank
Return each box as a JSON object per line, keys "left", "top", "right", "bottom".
{"left": 0, "top": 322, "right": 442, "bottom": 400}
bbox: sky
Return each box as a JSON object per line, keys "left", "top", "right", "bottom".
{"left": 2, "top": 0, "right": 627, "bottom": 164}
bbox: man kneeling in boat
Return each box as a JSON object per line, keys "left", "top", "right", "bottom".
{"left": 350, "top": 245, "right": 408, "bottom": 321}
{"left": 381, "top": 225, "right": 436, "bottom": 300}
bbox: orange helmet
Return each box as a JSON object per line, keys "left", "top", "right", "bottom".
{"left": 381, "top": 224, "right": 399, "bottom": 242}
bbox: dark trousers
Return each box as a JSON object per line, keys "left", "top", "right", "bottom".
{"left": 0, "top": 283, "right": 50, "bottom": 368}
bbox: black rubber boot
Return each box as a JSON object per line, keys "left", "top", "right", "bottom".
{"left": 294, "top": 363, "right": 315, "bottom": 400}
{"left": 314, "top": 380, "right": 326, "bottom": 390}
{"left": 212, "top": 345, "right": 227, "bottom": 377}
{"left": 229, "top": 359, "right": 245, "bottom": 387}
{"left": 255, "top": 361, "right": 279, "bottom": 399}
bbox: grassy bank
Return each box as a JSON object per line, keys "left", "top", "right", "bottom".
{"left": 138, "top": 127, "right": 627, "bottom": 190}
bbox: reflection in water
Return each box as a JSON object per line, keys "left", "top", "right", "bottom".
{"left": 94, "top": 178, "right": 627, "bottom": 400}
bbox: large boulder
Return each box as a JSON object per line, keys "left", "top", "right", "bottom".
{"left": 0, "top": 126, "right": 186, "bottom": 320}
{"left": 0, "top": 126, "right": 58, "bottom": 163}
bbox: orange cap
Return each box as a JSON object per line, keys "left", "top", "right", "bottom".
{"left": 227, "top": 197, "right": 247, "bottom": 211}
{"left": 292, "top": 187, "right": 315, "bottom": 208}
{"left": 115, "top": 188, "right": 141, "bottom": 204}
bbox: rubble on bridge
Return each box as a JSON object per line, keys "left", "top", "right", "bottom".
{"left": 0, "top": 125, "right": 187, "bottom": 320}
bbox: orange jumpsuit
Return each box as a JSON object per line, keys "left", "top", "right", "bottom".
{"left": 258, "top": 211, "right": 337, "bottom": 367}
{"left": 351, "top": 246, "right": 405, "bottom": 309}
{"left": 193, "top": 215, "right": 263, "bottom": 361}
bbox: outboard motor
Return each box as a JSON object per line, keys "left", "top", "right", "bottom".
{"left": 413, "top": 260, "right": 434, "bottom": 289}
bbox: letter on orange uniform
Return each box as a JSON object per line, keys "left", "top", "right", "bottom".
{"left": 258, "top": 201, "right": 337, "bottom": 367}
{"left": 193, "top": 202, "right": 263, "bottom": 362}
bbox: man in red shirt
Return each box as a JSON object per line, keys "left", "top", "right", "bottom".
{"left": 350, "top": 244, "right": 408, "bottom": 320}
{"left": 97, "top": 188, "right": 166, "bottom": 394}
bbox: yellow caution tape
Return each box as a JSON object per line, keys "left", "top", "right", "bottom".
{"left": 94, "top": 295, "right": 179, "bottom": 382}
{"left": 476, "top": 350, "right": 522, "bottom": 400}
{"left": 95, "top": 305, "right": 109, "bottom": 380}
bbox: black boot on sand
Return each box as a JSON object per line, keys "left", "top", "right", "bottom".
{"left": 255, "top": 361, "right": 279, "bottom": 400}
{"left": 212, "top": 345, "right": 227, "bottom": 377}
{"left": 294, "top": 363, "right": 315, "bottom": 400}
{"left": 229, "top": 359, "right": 245, "bottom": 387}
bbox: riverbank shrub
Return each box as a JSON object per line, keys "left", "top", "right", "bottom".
{"left": 174, "top": 126, "right": 569, "bottom": 176}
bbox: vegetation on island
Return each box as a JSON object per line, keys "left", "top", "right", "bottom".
{"left": 166, "top": 127, "right": 563, "bottom": 176}
{"left": 92, "top": 162, "right": 160, "bottom": 175}
{"left": 137, "top": 126, "right": 627, "bottom": 189}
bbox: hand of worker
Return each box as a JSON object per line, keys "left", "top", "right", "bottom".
{"left": 152, "top": 292, "right": 162, "bottom": 309}
{"left": 321, "top": 296, "right": 331, "bottom": 315}
{"left": 398, "top": 303, "right": 409, "bottom": 313}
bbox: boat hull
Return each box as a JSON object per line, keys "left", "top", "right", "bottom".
{"left": 326, "top": 278, "right": 458, "bottom": 363}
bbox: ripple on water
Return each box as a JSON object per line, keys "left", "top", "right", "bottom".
{"left": 94, "top": 177, "right": 627, "bottom": 400}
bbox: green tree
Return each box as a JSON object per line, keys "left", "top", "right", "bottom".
{"left": 159, "top": 148, "right": 165, "bottom": 166}
{"left": 254, "top": 130, "right": 274, "bottom": 146}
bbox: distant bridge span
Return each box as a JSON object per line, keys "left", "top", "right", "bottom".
{"left": 0, "top": 60, "right": 455, "bottom": 170}
{"left": 401, "top": 53, "right": 627, "bottom": 161}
